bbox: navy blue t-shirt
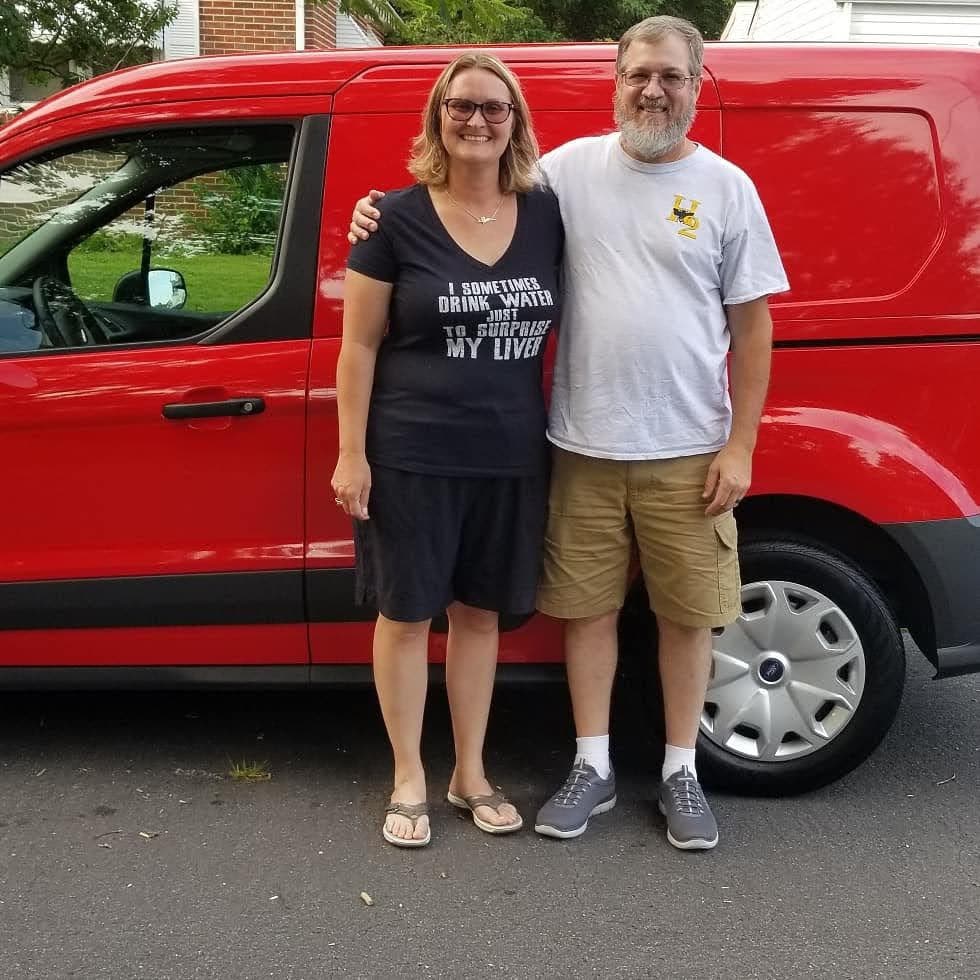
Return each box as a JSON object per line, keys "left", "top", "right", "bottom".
{"left": 346, "top": 183, "right": 563, "bottom": 477}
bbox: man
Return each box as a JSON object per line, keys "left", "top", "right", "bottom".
{"left": 349, "top": 16, "right": 789, "bottom": 851}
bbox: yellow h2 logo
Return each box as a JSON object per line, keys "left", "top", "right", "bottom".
{"left": 667, "top": 195, "right": 701, "bottom": 239}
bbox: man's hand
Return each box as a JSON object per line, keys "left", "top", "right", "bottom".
{"left": 703, "top": 444, "right": 752, "bottom": 516}
{"left": 347, "top": 189, "right": 386, "bottom": 244}
{"left": 331, "top": 451, "right": 372, "bottom": 520}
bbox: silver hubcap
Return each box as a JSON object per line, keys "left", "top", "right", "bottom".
{"left": 702, "top": 580, "right": 866, "bottom": 762}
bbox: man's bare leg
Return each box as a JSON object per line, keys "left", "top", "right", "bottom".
{"left": 658, "top": 617, "right": 712, "bottom": 753}
{"left": 534, "top": 611, "right": 620, "bottom": 838}
{"left": 656, "top": 616, "right": 718, "bottom": 850}
{"left": 565, "top": 610, "right": 620, "bottom": 738}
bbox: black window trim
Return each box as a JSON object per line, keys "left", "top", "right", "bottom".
{"left": 203, "top": 113, "right": 327, "bottom": 346}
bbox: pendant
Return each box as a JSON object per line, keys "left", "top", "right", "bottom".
{"left": 477, "top": 215, "right": 495, "bottom": 224}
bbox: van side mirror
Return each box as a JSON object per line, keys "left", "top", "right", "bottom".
{"left": 113, "top": 269, "right": 187, "bottom": 309}
{"left": 148, "top": 269, "right": 187, "bottom": 309}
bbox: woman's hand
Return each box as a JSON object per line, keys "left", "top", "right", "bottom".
{"left": 347, "top": 189, "right": 386, "bottom": 244}
{"left": 332, "top": 452, "right": 372, "bottom": 520}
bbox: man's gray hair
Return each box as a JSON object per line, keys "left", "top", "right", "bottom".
{"left": 616, "top": 15, "right": 705, "bottom": 77}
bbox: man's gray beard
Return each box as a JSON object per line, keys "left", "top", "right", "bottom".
{"left": 615, "top": 99, "right": 696, "bottom": 162}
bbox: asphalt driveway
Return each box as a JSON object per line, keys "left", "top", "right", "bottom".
{"left": 1, "top": 637, "right": 977, "bottom": 980}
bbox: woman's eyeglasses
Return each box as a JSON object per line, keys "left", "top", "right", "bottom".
{"left": 619, "top": 70, "right": 697, "bottom": 92}
{"left": 442, "top": 99, "right": 515, "bottom": 124}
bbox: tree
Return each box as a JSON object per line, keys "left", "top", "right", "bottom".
{"left": 0, "top": 1, "right": 178, "bottom": 90}
{"left": 663, "top": 0, "right": 736, "bottom": 39}
{"left": 340, "top": 0, "right": 553, "bottom": 43}
{"left": 500, "top": 1, "right": 734, "bottom": 41}
{"left": 371, "top": 0, "right": 734, "bottom": 44}
{"left": 383, "top": 1, "right": 555, "bottom": 44}
{"left": 336, "top": 1, "right": 404, "bottom": 29}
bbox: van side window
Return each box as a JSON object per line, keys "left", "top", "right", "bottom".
{"left": 0, "top": 126, "right": 293, "bottom": 354}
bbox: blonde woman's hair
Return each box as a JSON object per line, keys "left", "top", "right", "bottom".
{"left": 616, "top": 15, "right": 705, "bottom": 77}
{"left": 408, "top": 52, "right": 540, "bottom": 194}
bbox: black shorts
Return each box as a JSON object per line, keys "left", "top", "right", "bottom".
{"left": 354, "top": 465, "right": 549, "bottom": 623}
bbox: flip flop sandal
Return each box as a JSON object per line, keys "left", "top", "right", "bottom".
{"left": 446, "top": 790, "right": 523, "bottom": 835}
{"left": 382, "top": 801, "right": 431, "bottom": 848}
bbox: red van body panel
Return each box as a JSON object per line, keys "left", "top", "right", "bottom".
{"left": 756, "top": 344, "right": 980, "bottom": 523}
{"left": 0, "top": 342, "right": 309, "bottom": 580}
{"left": 0, "top": 42, "right": 978, "bottom": 685}
{"left": 0, "top": 97, "right": 331, "bottom": 164}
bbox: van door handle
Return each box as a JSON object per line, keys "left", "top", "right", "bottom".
{"left": 162, "top": 397, "right": 266, "bottom": 420}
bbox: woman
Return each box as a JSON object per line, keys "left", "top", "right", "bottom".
{"left": 331, "top": 52, "right": 563, "bottom": 847}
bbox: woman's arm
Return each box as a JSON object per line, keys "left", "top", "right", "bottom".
{"left": 331, "top": 268, "right": 393, "bottom": 520}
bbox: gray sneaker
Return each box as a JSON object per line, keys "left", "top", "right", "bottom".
{"left": 658, "top": 766, "right": 718, "bottom": 850}
{"left": 534, "top": 762, "right": 616, "bottom": 839}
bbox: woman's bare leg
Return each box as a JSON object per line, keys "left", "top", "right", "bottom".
{"left": 445, "top": 602, "right": 519, "bottom": 827}
{"left": 373, "top": 613, "right": 431, "bottom": 841}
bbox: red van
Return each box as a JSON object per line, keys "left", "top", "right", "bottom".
{"left": 0, "top": 42, "right": 977, "bottom": 794}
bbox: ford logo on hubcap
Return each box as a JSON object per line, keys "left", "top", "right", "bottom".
{"left": 759, "top": 658, "right": 785, "bottom": 684}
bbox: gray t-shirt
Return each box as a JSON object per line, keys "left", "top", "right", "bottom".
{"left": 541, "top": 133, "right": 789, "bottom": 460}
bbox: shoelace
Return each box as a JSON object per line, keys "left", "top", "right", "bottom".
{"left": 554, "top": 765, "right": 594, "bottom": 807}
{"left": 668, "top": 770, "right": 706, "bottom": 816}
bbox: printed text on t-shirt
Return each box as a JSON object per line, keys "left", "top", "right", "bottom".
{"left": 437, "top": 278, "right": 554, "bottom": 360}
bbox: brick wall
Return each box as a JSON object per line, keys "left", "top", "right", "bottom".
{"left": 1, "top": 147, "right": 113, "bottom": 238}
{"left": 2, "top": 155, "right": 221, "bottom": 249}
{"left": 199, "top": 0, "right": 296, "bottom": 55}
{"left": 306, "top": 0, "right": 338, "bottom": 49}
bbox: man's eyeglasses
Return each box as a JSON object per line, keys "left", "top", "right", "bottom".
{"left": 442, "top": 98, "right": 515, "bottom": 124}
{"left": 619, "top": 70, "right": 698, "bottom": 92}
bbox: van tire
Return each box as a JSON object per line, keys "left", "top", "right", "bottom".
{"left": 694, "top": 538, "right": 906, "bottom": 795}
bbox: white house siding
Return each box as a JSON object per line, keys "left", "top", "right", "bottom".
{"left": 162, "top": 0, "right": 201, "bottom": 59}
{"left": 722, "top": 1, "right": 760, "bottom": 39}
{"left": 851, "top": 2, "right": 980, "bottom": 43}
{"left": 736, "top": 0, "right": 843, "bottom": 40}
{"left": 336, "top": 11, "right": 380, "bottom": 47}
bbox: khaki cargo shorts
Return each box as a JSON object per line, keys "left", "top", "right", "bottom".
{"left": 537, "top": 448, "right": 741, "bottom": 628}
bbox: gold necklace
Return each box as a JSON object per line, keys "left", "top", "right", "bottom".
{"left": 446, "top": 191, "right": 505, "bottom": 225}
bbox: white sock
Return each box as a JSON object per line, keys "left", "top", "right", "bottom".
{"left": 662, "top": 744, "right": 697, "bottom": 782}
{"left": 574, "top": 735, "right": 611, "bottom": 779}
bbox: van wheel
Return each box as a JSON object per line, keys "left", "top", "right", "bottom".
{"left": 696, "top": 538, "right": 905, "bottom": 795}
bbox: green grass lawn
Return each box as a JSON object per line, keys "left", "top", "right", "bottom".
{"left": 68, "top": 251, "right": 274, "bottom": 313}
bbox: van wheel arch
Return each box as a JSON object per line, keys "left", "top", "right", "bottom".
{"left": 619, "top": 526, "right": 909, "bottom": 796}
{"left": 735, "top": 495, "right": 935, "bottom": 665}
